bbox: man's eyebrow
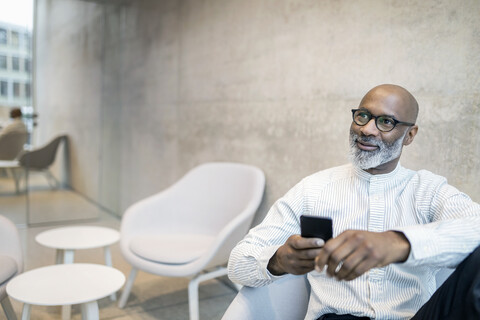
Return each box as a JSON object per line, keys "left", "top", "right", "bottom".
{"left": 357, "top": 107, "right": 397, "bottom": 119}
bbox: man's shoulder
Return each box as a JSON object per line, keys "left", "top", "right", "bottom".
{"left": 408, "top": 168, "right": 447, "bottom": 185}
{"left": 403, "top": 167, "right": 450, "bottom": 197}
{"left": 302, "top": 163, "right": 353, "bottom": 185}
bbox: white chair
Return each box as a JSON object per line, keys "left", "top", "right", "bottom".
{"left": 0, "top": 215, "right": 24, "bottom": 320}
{"left": 222, "top": 275, "right": 310, "bottom": 320}
{"left": 222, "top": 269, "right": 455, "bottom": 319}
{"left": 118, "top": 162, "right": 265, "bottom": 320}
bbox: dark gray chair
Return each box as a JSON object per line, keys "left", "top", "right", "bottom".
{"left": 0, "top": 131, "right": 27, "bottom": 193}
{"left": 0, "top": 131, "right": 27, "bottom": 161}
{"left": 19, "top": 135, "right": 67, "bottom": 189}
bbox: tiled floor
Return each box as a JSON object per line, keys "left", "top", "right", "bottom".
{"left": 1, "top": 174, "right": 237, "bottom": 320}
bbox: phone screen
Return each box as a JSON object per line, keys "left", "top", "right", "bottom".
{"left": 300, "top": 215, "right": 333, "bottom": 241}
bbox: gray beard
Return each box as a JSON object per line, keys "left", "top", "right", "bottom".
{"left": 349, "top": 129, "right": 406, "bottom": 170}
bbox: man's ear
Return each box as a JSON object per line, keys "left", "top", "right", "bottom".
{"left": 403, "top": 125, "right": 418, "bottom": 146}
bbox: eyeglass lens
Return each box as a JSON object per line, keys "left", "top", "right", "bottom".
{"left": 353, "top": 110, "right": 396, "bottom": 132}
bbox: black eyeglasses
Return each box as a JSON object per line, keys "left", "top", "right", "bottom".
{"left": 351, "top": 109, "right": 415, "bottom": 132}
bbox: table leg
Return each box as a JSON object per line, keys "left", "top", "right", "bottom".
{"left": 1, "top": 297, "right": 16, "bottom": 320}
{"left": 56, "top": 249, "right": 64, "bottom": 264}
{"left": 104, "top": 246, "right": 116, "bottom": 301}
{"left": 63, "top": 250, "right": 75, "bottom": 264}
{"left": 80, "top": 301, "right": 99, "bottom": 320}
{"left": 61, "top": 249, "right": 75, "bottom": 320}
{"left": 21, "top": 303, "right": 31, "bottom": 320}
{"left": 62, "top": 305, "right": 72, "bottom": 320}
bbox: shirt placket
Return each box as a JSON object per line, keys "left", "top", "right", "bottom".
{"left": 367, "top": 176, "right": 386, "bottom": 317}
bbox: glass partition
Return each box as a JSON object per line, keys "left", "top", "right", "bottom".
{"left": 0, "top": 0, "right": 33, "bottom": 226}
{"left": 0, "top": 0, "right": 102, "bottom": 226}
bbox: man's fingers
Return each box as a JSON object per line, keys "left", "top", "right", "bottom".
{"left": 314, "top": 232, "right": 351, "bottom": 271}
{"left": 289, "top": 235, "right": 325, "bottom": 250}
{"left": 325, "top": 234, "right": 365, "bottom": 277}
{"left": 333, "top": 249, "right": 369, "bottom": 280}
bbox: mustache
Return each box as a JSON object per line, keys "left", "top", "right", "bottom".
{"left": 351, "top": 132, "right": 382, "bottom": 148}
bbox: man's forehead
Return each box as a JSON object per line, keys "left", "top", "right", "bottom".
{"left": 359, "top": 86, "right": 412, "bottom": 118}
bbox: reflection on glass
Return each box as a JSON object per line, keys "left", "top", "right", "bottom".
{"left": 0, "top": 0, "right": 33, "bottom": 226}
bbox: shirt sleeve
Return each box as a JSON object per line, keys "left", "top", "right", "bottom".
{"left": 227, "top": 179, "right": 305, "bottom": 287}
{"left": 393, "top": 174, "right": 480, "bottom": 268}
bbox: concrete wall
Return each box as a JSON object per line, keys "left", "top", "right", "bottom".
{"left": 35, "top": 0, "right": 480, "bottom": 223}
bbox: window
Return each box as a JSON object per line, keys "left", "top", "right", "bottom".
{"left": 0, "top": 81, "right": 7, "bottom": 96}
{"left": 12, "top": 57, "right": 19, "bottom": 71}
{"left": 0, "top": 55, "right": 6, "bottom": 69}
{"left": 23, "top": 33, "right": 31, "bottom": 49}
{"left": 11, "top": 31, "right": 19, "bottom": 46}
{"left": 25, "top": 82, "right": 31, "bottom": 97}
{"left": 13, "top": 82, "right": 20, "bottom": 97}
{"left": 0, "top": 29, "right": 6, "bottom": 44}
{"left": 24, "top": 58, "right": 31, "bottom": 72}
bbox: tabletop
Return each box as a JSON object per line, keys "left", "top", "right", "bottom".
{"left": 35, "top": 226, "right": 120, "bottom": 250}
{"left": 7, "top": 263, "right": 125, "bottom": 306}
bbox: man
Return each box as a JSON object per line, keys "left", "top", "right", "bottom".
{"left": 0, "top": 107, "right": 27, "bottom": 135}
{"left": 228, "top": 84, "right": 480, "bottom": 319}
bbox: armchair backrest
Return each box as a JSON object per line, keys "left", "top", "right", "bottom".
{"left": 125, "top": 162, "right": 265, "bottom": 235}
{"left": 0, "top": 215, "right": 23, "bottom": 273}
{"left": 19, "top": 135, "right": 66, "bottom": 169}
{"left": 120, "top": 162, "right": 265, "bottom": 272}
{"left": 0, "top": 215, "right": 23, "bottom": 300}
{"left": 0, "top": 131, "right": 27, "bottom": 160}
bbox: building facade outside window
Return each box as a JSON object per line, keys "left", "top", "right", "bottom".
{"left": 24, "top": 58, "right": 30, "bottom": 72}
{"left": 0, "top": 55, "right": 6, "bottom": 69}
{"left": 0, "top": 2, "right": 34, "bottom": 149}
{"left": 0, "top": 80, "right": 7, "bottom": 96}
{"left": 0, "top": 21, "right": 32, "bottom": 107}
{"left": 12, "top": 56, "right": 19, "bottom": 71}
{"left": 25, "top": 82, "right": 30, "bottom": 98}
{"left": 0, "top": 28, "right": 6, "bottom": 44}
{"left": 13, "top": 82, "right": 20, "bottom": 97}
{"left": 11, "top": 31, "right": 19, "bottom": 46}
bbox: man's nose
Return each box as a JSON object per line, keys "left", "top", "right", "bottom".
{"left": 360, "top": 118, "right": 380, "bottom": 136}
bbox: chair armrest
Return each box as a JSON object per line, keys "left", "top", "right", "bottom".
{"left": 222, "top": 275, "right": 310, "bottom": 320}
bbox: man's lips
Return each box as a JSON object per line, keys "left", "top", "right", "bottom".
{"left": 356, "top": 140, "right": 379, "bottom": 151}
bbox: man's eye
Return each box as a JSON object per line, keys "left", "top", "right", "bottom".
{"left": 380, "top": 117, "right": 394, "bottom": 125}
{"left": 358, "top": 112, "right": 369, "bottom": 119}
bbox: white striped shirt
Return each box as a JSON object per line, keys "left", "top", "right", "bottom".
{"left": 228, "top": 163, "right": 480, "bottom": 319}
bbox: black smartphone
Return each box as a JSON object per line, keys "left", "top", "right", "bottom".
{"left": 300, "top": 215, "right": 333, "bottom": 241}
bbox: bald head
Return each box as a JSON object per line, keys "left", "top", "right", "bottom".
{"left": 360, "top": 84, "right": 419, "bottom": 124}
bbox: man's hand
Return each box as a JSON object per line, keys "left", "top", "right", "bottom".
{"left": 267, "top": 235, "right": 325, "bottom": 275}
{"left": 314, "top": 230, "right": 411, "bottom": 281}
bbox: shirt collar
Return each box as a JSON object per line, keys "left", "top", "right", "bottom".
{"left": 352, "top": 162, "right": 402, "bottom": 182}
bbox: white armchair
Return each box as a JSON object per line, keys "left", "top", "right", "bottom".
{"left": 0, "top": 215, "right": 23, "bottom": 320}
{"left": 118, "top": 162, "right": 265, "bottom": 320}
{"left": 222, "top": 275, "right": 310, "bottom": 320}
{"left": 222, "top": 269, "right": 455, "bottom": 319}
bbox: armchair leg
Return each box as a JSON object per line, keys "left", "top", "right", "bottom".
{"left": 118, "top": 268, "right": 138, "bottom": 308}
{"left": 188, "top": 267, "right": 228, "bottom": 320}
{"left": 45, "top": 170, "right": 60, "bottom": 189}
{"left": 7, "top": 168, "right": 21, "bottom": 194}
{"left": 1, "top": 296, "right": 18, "bottom": 320}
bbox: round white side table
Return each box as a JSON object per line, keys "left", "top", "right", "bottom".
{"left": 7, "top": 263, "right": 125, "bottom": 320}
{"left": 35, "top": 226, "right": 120, "bottom": 319}
{"left": 35, "top": 226, "right": 120, "bottom": 265}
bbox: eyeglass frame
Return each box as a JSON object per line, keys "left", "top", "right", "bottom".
{"left": 351, "top": 108, "right": 415, "bottom": 132}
